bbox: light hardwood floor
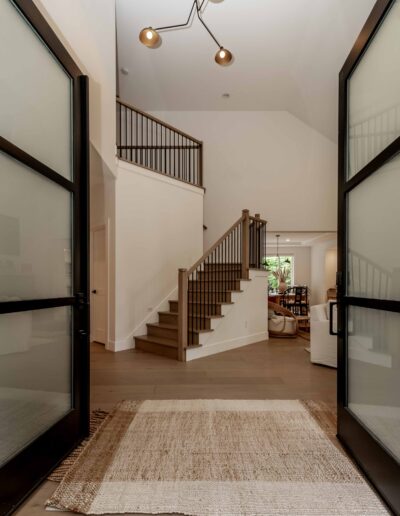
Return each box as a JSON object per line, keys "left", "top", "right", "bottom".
{"left": 15, "top": 337, "right": 336, "bottom": 515}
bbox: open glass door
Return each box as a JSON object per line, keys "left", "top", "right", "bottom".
{"left": 338, "top": 0, "right": 400, "bottom": 512}
{"left": 0, "top": 1, "right": 89, "bottom": 513}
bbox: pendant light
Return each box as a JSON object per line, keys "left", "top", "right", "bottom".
{"left": 139, "top": 0, "right": 233, "bottom": 66}
{"left": 139, "top": 27, "right": 160, "bottom": 48}
{"left": 215, "top": 47, "right": 233, "bottom": 66}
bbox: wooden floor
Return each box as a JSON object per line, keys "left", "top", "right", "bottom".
{"left": 15, "top": 337, "right": 336, "bottom": 515}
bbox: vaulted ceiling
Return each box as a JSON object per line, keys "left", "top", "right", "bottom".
{"left": 116, "top": 0, "right": 376, "bottom": 142}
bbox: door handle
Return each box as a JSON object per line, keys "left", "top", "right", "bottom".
{"left": 329, "top": 302, "right": 338, "bottom": 336}
{"left": 91, "top": 289, "right": 97, "bottom": 294}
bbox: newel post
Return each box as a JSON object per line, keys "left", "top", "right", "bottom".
{"left": 242, "top": 209, "right": 250, "bottom": 279}
{"left": 178, "top": 268, "right": 188, "bottom": 362}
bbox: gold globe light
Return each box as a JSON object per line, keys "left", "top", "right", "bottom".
{"left": 215, "top": 47, "right": 233, "bottom": 66}
{"left": 139, "top": 27, "right": 160, "bottom": 48}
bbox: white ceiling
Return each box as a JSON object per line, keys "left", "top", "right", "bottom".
{"left": 266, "top": 232, "right": 336, "bottom": 248}
{"left": 116, "top": 0, "right": 376, "bottom": 142}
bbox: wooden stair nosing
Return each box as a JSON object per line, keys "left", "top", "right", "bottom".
{"left": 135, "top": 334, "right": 202, "bottom": 350}
{"left": 187, "top": 289, "right": 244, "bottom": 293}
{"left": 169, "top": 300, "right": 234, "bottom": 307}
{"left": 147, "top": 322, "right": 213, "bottom": 335}
{"left": 158, "top": 311, "right": 224, "bottom": 321}
{"left": 135, "top": 334, "right": 178, "bottom": 348}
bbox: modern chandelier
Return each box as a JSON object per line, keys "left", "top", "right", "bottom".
{"left": 139, "top": 0, "right": 233, "bottom": 66}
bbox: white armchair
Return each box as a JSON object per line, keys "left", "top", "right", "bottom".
{"left": 310, "top": 302, "right": 337, "bottom": 368}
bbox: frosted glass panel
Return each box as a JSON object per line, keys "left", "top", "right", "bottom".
{"left": 0, "top": 0, "right": 72, "bottom": 179}
{"left": 348, "top": 306, "right": 400, "bottom": 462}
{"left": 0, "top": 152, "right": 72, "bottom": 300}
{"left": 347, "top": 154, "right": 400, "bottom": 300}
{"left": 0, "top": 307, "right": 72, "bottom": 467}
{"left": 347, "top": 0, "right": 400, "bottom": 179}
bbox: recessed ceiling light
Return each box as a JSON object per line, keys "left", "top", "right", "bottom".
{"left": 222, "top": 93, "right": 230, "bottom": 98}
{"left": 286, "top": 238, "right": 291, "bottom": 242}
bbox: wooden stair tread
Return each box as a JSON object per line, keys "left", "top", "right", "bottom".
{"left": 135, "top": 335, "right": 202, "bottom": 351}
{"left": 147, "top": 322, "right": 177, "bottom": 330}
{"left": 169, "top": 300, "right": 234, "bottom": 306}
{"left": 187, "top": 289, "right": 243, "bottom": 293}
{"left": 158, "top": 311, "right": 224, "bottom": 320}
{"left": 135, "top": 334, "right": 178, "bottom": 348}
{"left": 147, "top": 322, "right": 213, "bottom": 334}
{"left": 189, "top": 279, "right": 249, "bottom": 283}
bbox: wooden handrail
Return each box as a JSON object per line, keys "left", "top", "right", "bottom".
{"left": 117, "top": 98, "right": 203, "bottom": 145}
{"left": 250, "top": 215, "right": 267, "bottom": 225}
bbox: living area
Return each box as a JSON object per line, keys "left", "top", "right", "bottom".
{"left": 267, "top": 231, "right": 338, "bottom": 369}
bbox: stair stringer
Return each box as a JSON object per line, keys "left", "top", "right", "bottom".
{"left": 129, "top": 286, "right": 178, "bottom": 347}
{"left": 186, "top": 269, "right": 268, "bottom": 361}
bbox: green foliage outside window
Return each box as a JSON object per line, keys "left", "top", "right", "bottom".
{"left": 262, "top": 256, "right": 293, "bottom": 291}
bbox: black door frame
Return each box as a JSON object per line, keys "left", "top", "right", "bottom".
{"left": 0, "top": 1, "right": 89, "bottom": 514}
{"left": 338, "top": 0, "right": 400, "bottom": 513}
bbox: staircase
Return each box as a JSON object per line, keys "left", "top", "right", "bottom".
{"left": 135, "top": 210, "right": 267, "bottom": 361}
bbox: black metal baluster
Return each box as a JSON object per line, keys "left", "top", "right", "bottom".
{"left": 129, "top": 109, "right": 132, "bottom": 163}
{"left": 162, "top": 126, "right": 164, "bottom": 173}
{"left": 135, "top": 112, "right": 138, "bottom": 163}
{"left": 174, "top": 131, "right": 177, "bottom": 177}
{"left": 118, "top": 103, "right": 120, "bottom": 158}
{"left": 156, "top": 122, "right": 159, "bottom": 172}
{"left": 220, "top": 243, "right": 222, "bottom": 304}
{"left": 140, "top": 113, "right": 142, "bottom": 165}
{"left": 169, "top": 129, "right": 171, "bottom": 176}
{"left": 179, "top": 134, "right": 182, "bottom": 181}
{"left": 230, "top": 231, "right": 232, "bottom": 284}
{"left": 206, "top": 256, "right": 210, "bottom": 327}
{"left": 212, "top": 250, "right": 215, "bottom": 315}
{"left": 183, "top": 136, "right": 186, "bottom": 182}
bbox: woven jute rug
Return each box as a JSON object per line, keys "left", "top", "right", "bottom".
{"left": 46, "top": 400, "right": 388, "bottom": 515}
{"left": 48, "top": 409, "right": 110, "bottom": 482}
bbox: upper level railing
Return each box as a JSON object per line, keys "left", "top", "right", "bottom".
{"left": 177, "top": 210, "right": 267, "bottom": 359}
{"left": 116, "top": 98, "right": 203, "bottom": 187}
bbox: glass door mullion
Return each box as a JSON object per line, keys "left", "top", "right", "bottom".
{"left": 0, "top": 298, "right": 75, "bottom": 315}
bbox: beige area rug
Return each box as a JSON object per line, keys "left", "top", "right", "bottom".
{"left": 46, "top": 400, "right": 388, "bottom": 515}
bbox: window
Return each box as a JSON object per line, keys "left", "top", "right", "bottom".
{"left": 263, "top": 256, "right": 294, "bottom": 291}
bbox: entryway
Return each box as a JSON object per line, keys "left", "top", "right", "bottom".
{"left": 15, "top": 337, "right": 336, "bottom": 515}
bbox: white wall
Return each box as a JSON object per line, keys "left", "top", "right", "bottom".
{"left": 113, "top": 160, "right": 204, "bottom": 351}
{"left": 266, "top": 246, "right": 311, "bottom": 288}
{"left": 151, "top": 111, "right": 338, "bottom": 247}
{"left": 311, "top": 235, "right": 337, "bottom": 305}
{"left": 187, "top": 270, "right": 268, "bottom": 360}
{"left": 36, "top": 0, "right": 117, "bottom": 178}
{"left": 34, "top": 0, "right": 118, "bottom": 345}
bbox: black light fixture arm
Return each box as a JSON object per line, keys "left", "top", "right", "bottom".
{"left": 154, "top": 1, "right": 196, "bottom": 32}
{"left": 154, "top": 0, "right": 222, "bottom": 49}
{"left": 195, "top": 0, "right": 222, "bottom": 49}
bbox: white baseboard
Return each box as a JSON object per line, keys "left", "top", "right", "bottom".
{"left": 106, "top": 338, "right": 134, "bottom": 352}
{"left": 186, "top": 331, "right": 268, "bottom": 361}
